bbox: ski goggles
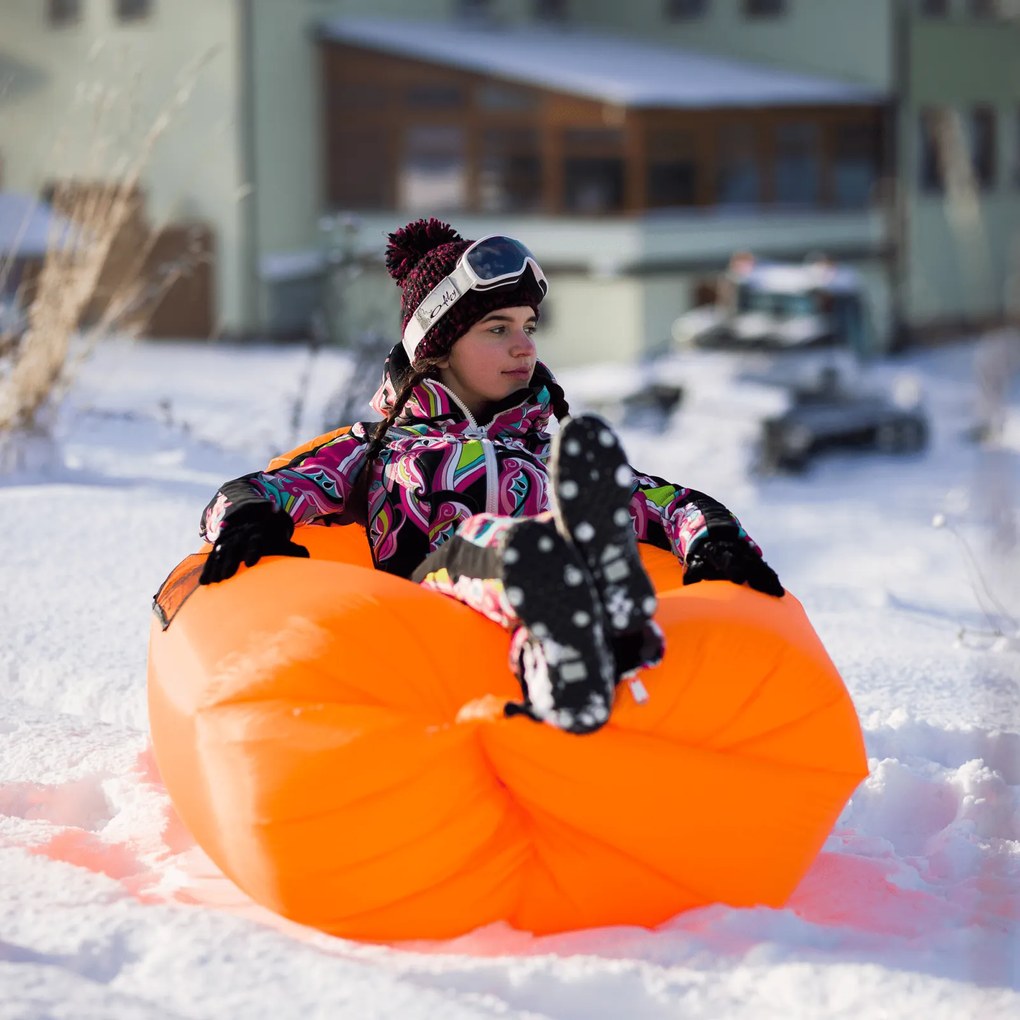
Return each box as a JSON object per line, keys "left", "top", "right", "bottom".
{"left": 402, "top": 234, "right": 548, "bottom": 361}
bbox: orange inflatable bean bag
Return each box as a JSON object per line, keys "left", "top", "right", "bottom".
{"left": 147, "top": 520, "right": 867, "bottom": 941}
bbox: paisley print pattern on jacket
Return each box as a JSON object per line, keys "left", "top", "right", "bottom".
{"left": 200, "top": 362, "right": 758, "bottom": 579}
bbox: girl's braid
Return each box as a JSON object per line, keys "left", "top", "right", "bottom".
{"left": 361, "top": 357, "right": 444, "bottom": 470}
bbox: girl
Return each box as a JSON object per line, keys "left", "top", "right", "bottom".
{"left": 198, "top": 218, "right": 783, "bottom": 734}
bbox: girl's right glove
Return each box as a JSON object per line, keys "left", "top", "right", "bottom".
{"left": 683, "top": 537, "right": 784, "bottom": 597}
{"left": 199, "top": 502, "right": 309, "bottom": 585}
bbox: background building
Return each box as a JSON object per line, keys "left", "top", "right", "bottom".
{"left": 1, "top": 0, "right": 1017, "bottom": 363}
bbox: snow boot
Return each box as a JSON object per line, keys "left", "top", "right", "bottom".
{"left": 549, "top": 414, "right": 664, "bottom": 676}
{"left": 501, "top": 518, "right": 617, "bottom": 734}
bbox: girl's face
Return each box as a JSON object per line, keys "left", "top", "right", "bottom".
{"left": 435, "top": 305, "right": 538, "bottom": 418}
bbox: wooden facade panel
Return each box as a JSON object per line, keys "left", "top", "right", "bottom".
{"left": 319, "top": 42, "right": 886, "bottom": 218}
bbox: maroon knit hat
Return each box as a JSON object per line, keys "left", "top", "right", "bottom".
{"left": 385, "top": 217, "right": 545, "bottom": 366}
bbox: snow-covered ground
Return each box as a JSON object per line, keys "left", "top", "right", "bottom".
{"left": 0, "top": 335, "right": 1017, "bottom": 1019}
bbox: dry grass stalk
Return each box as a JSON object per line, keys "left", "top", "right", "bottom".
{"left": 0, "top": 50, "right": 214, "bottom": 456}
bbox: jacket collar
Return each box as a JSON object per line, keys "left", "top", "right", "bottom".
{"left": 369, "top": 345, "right": 561, "bottom": 435}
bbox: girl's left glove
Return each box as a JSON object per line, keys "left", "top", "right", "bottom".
{"left": 199, "top": 503, "right": 309, "bottom": 585}
{"left": 683, "top": 537, "right": 784, "bottom": 597}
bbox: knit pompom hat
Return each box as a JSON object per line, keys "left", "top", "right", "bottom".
{"left": 385, "top": 217, "right": 546, "bottom": 367}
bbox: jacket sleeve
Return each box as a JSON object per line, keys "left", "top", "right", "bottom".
{"left": 200, "top": 425, "right": 370, "bottom": 542}
{"left": 627, "top": 468, "right": 763, "bottom": 566}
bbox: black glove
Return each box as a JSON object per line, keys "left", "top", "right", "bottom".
{"left": 199, "top": 503, "right": 309, "bottom": 585}
{"left": 683, "top": 538, "right": 784, "bottom": 597}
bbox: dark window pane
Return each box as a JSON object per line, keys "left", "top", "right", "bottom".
{"left": 920, "top": 0, "right": 948, "bottom": 15}
{"left": 665, "top": 0, "right": 709, "bottom": 18}
{"left": 563, "top": 128, "right": 625, "bottom": 152}
{"left": 406, "top": 83, "right": 466, "bottom": 109}
{"left": 49, "top": 0, "right": 81, "bottom": 25}
{"left": 399, "top": 125, "right": 467, "bottom": 212}
{"left": 775, "top": 122, "right": 821, "bottom": 206}
{"left": 648, "top": 163, "right": 697, "bottom": 206}
{"left": 563, "top": 159, "right": 624, "bottom": 213}
{"left": 329, "top": 129, "right": 389, "bottom": 209}
{"left": 971, "top": 105, "right": 996, "bottom": 188}
{"left": 716, "top": 123, "right": 760, "bottom": 206}
{"left": 743, "top": 0, "right": 785, "bottom": 16}
{"left": 562, "top": 128, "right": 625, "bottom": 213}
{"left": 919, "top": 107, "right": 946, "bottom": 192}
{"left": 534, "top": 0, "right": 570, "bottom": 20}
{"left": 329, "top": 81, "right": 389, "bottom": 111}
{"left": 646, "top": 128, "right": 698, "bottom": 207}
{"left": 479, "top": 128, "right": 542, "bottom": 213}
{"left": 968, "top": 0, "right": 997, "bottom": 16}
{"left": 115, "top": 0, "right": 153, "bottom": 22}
{"left": 476, "top": 83, "right": 539, "bottom": 112}
{"left": 456, "top": 0, "right": 494, "bottom": 17}
{"left": 1015, "top": 107, "right": 1020, "bottom": 187}
{"left": 833, "top": 121, "right": 879, "bottom": 207}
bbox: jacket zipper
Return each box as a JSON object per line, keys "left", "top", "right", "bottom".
{"left": 435, "top": 383, "right": 529, "bottom": 517}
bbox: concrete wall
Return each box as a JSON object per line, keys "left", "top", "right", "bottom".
{"left": 0, "top": 0, "right": 245, "bottom": 332}
{"left": 904, "top": 14, "right": 1020, "bottom": 326}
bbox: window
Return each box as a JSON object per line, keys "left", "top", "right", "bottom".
{"left": 743, "top": 0, "right": 785, "bottom": 16}
{"left": 479, "top": 129, "right": 543, "bottom": 213}
{"left": 716, "top": 123, "right": 760, "bottom": 207}
{"left": 534, "top": 0, "right": 569, "bottom": 20}
{"left": 399, "top": 125, "right": 467, "bottom": 212}
{"left": 919, "top": 107, "right": 947, "bottom": 192}
{"left": 328, "top": 128, "right": 390, "bottom": 209}
{"left": 329, "top": 80, "right": 389, "bottom": 112}
{"left": 48, "top": 0, "right": 81, "bottom": 25}
{"left": 115, "top": 0, "right": 153, "bottom": 22}
{"left": 832, "top": 122, "right": 879, "bottom": 207}
{"left": 562, "top": 128, "right": 625, "bottom": 214}
{"left": 646, "top": 128, "right": 698, "bottom": 207}
{"left": 456, "top": 0, "right": 494, "bottom": 17}
{"left": 477, "top": 84, "right": 539, "bottom": 113}
{"left": 665, "top": 0, "right": 709, "bottom": 19}
{"left": 774, "top": 122, "right": 821, "bottom": 206}
{"left": 970, "top": 105, "right": 997, "bottom": 188}
{"left": 406, "top": 83, "right": 466, "bottom": 109}
{"left": 1015, "top": 107, "right": 1020, "bottom": 187}
{"left": 919, "top": 0, "right": 949, "bottom": 14}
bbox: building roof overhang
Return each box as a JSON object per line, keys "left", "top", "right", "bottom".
{"left": 315, "top": 16, "right": 886, "bottom": 109}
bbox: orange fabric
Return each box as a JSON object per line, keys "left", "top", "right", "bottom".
{"left": 266, "top": 425, "right": 354, "bottom": 471}
{"left": 147, "top": 525, "right": 867, "bottom": 940}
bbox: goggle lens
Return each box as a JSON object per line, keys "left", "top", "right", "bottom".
{"left": 463, "top": 236, "right": 548, "bottom": 294}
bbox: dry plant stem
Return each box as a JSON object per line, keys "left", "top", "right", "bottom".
{"left": 0, "top": 49, "right": 216, "bottom": 438}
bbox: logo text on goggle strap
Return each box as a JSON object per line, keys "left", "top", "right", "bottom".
{"left": 426, "top": 286, "right": 459, "bottom": 319}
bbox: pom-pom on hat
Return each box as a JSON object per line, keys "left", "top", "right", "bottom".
{"left": 385, "top": 217, "right": 546, "bottom": 366}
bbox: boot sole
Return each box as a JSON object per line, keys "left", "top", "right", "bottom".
{"left": 502, "top": 519, "right": 615, "bottom": 734}
{"left": 549, "top": 415, "right": 658, "bottom": 635}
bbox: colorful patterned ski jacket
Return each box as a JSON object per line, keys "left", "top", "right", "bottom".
{"left": 200, "top": 361, "right": 761, "bottom": 579}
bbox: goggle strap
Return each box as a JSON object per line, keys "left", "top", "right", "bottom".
{"left": 401, "top": 261, "right": 475, "bottom": 362}
{"left": 401, "top": 237, "right": 548, "bottom": 361}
